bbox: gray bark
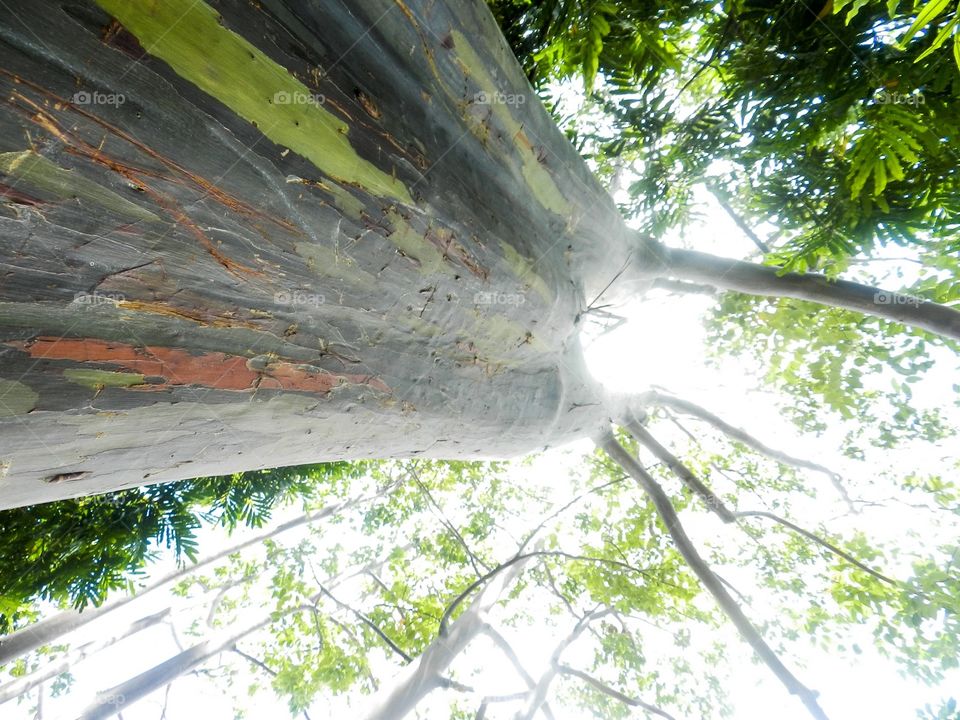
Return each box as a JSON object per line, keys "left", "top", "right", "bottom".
{"left": 0, "top": 0, "right": 633, "bottom": 508}
{"left": 1, "top": 0, "right": 956, "bottom": 511}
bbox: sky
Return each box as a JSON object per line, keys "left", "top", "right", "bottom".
{"left": 4, "top": 183, "right": 958, "bottom": 720}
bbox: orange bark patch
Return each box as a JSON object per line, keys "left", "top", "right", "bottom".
{"left": 11, "top": 337, "right": 389, "bottom": 395}
{"left": 17, "top": 337, "right": 257, "bottom": 389}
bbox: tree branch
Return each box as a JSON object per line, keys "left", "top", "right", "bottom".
{"left": 705, "top": 183, "right": 771, "bottom": 254}
{"left": 628, "top": 422, "right": 896, "bottom": 585}
{"left": 640, "top": 237, "right": 960, "bottom": 340}
{"left": 515, "top": 609, "right": 608, "bottom": 720}
{"left": 410, "top": 467, "right": 489, "bottom": 576}
{"left": 556, "top": 664, "right": 677, "bottom": 720}
{"left": 637, "top": 389, "right": 854, "bottom": 510}
{"left": 318, "top": 584, "right": 412, "bottom": 664}
{"left": 482, "top": 625, "right": 556, "bottom": 720}
{"left": 650, "top": 278, "right": 717, "bottom": 296}
{"left": 232, "top": 646, "right": 277, "bottom": 677}
{"left": 0, "top": 609, "right": 170, "bottom": 705}
{"left": 439, "top": 551, "right": 657, "bottom": 637}
{"left": 600, "top": 432, "right": 831, "bottom": 720}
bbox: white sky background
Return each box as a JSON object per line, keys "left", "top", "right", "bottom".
{"left": 6, "top": 182, "right": 958, "bottom": 720}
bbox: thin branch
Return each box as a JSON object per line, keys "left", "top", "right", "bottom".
{"left": 637, "top": 389, "right": 855, "bottom": 510}
{"left": 159, "top": 683, "right": 172, "bottom": 720}
{"left": 481, "top": 625, "right": 557, "bottom": 720}
{"left": 734, "top": 511, "right": 897, "bottom": 586}
{"left": 232, "top": 646, "right": 277, "bottom": 677}
{"left": 410, "top": 468, "right": 489, "bottom": 576}
{"left": 630, "top": 421, "right": 896, "bottom": 586}
{"left": 630, "top": 422, "right": 737, "bottom": 523}
{"left": 517, "top": 475, "right": 630, "bottom": 554}
{"left": 556, "top": 664, "right": 677, "bottom": 720}
{"left": 318, "top": 584, "right": 412, "bottom": 664}
{"left": 600, "top": 433, "right": 831, "bottom": 720}
{"left": 474, "top": 692, "right": 530, "bottom": 720}
{"left": 706, "top": 183, "right": 771, "bottom": 254}
{"left": 516, "top": 609, "right": 609, "bottom": 720}
{"left": 438, "top": 550, "right": 658, "bottom": 637}
{"left": 482, "top": 626, "right": 537, "bottom": 688}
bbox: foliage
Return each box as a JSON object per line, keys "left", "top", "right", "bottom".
{"left": 488, "top": 0, "right": 960, "bottom": 443}
{"left": 6, "top": 425, "right": 955, "bottom": 718}
{"left": 0, "top": 462, "right": 366, "bottom": 633}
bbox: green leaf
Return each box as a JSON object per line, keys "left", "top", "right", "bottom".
{"left": 900, "top": 0, "right": 952, "bottom": 47}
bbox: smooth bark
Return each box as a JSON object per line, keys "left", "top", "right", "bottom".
{"left": 0, "top": 0, "right": 628, "bottom": 507}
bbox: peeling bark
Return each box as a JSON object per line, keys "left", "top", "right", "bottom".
{"left": 0, "top": 0, "right": 636, "bottom": 507}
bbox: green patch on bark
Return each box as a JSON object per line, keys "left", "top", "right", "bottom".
{"left": 286, "top": 176, "right": 366, "bottom": 221}
{"left": 450, "top": 32, "right": 570, "bottom": 217}
{"left": 499, "top": 241, "right": 552, "bottom": 303}
{"left": 470, "top": 314, "right": 545, "bottom": 362}
{"left": 384, "top": 209, "right": 446, "bottom": 275}
{"left": 95, "top": 0, "right": 412, "bottom": 205}
{"left": 63, "top": 369, "right": 146, "bottom": 389}
{"left": 0, "top": 379, "right": 39, "bottom": 417}
{"left": 295, "top": 242, "right": 376, "bottom": 289}
{"left": 0, "top": 151, "right": 159, "bottom": 222}
{"left": 324, "top": 183, "right": 367, "bottom": 221}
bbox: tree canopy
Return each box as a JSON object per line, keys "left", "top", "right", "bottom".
{"left": 1, "top": 0, "right": 959, "bottom": 719}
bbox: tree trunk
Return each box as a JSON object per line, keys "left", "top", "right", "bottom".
{"left": 3, "top": 0, "right": 956, "bottom": 509}
{"left": 0, "top": 0, "right": 634, "bottom": 508}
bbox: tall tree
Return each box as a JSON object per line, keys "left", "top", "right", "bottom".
{"left": 1, "top": 0, "right": 957, "bottom": 509}
{"left": 1, "top": 3, "right": 958, "bottom": 719}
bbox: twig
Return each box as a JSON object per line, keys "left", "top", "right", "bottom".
{"left": 556, "top": 664, "right": 677, "bottom": 720}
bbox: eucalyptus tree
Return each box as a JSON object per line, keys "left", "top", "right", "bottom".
{"left": 1, "top": 0, "right": 958, "bottom": 508}
{"left": 0, "top": 1, "right": 958, "bottom": 718}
